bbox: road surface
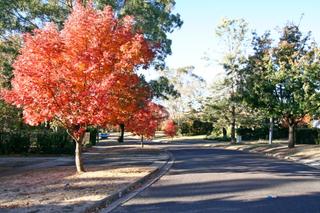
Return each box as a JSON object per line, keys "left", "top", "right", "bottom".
{"left": 112, "top": 144, "right": 320, "bottom": 213}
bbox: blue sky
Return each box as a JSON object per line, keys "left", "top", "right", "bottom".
{"left": 164, "top": 0, "right": 320, "bottom": 84}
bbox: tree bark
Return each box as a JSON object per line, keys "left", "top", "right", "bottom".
{"left": 222, "top": 127, "right": 227, "bottom": 139}
{"left": 288, "top": 124, "right": 295, "bottom": 148}
{"left": 268, "top": 117, "right": 273, "bottom": 145}
{"left": 75, "top": 140, "right": 85, "bottom": 173}
{"left": 141, "top": 136, "right": 144, "bottom": 148}
{"left": 118, "top": 123, "right": 125, "bottom": 143}
{"left": 231, "top": 105, "right": 236, "bottom": 144}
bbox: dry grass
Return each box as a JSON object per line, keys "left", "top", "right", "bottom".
{"left": 0, "top": 165, "right": 152, "bottom": 213}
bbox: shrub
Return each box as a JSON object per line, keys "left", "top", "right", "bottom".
{"left": 0, "top": 131, "right": 31, "bottom": 154}
{"left": 180, "top": 121, "right": 192, "bottom": 135}
{"left": 179, "top": 119, "right": 213, "bottom": 136}
{"left": 236, "top": 127, "right": 268, "bottom": 140}
{"left": 35, "top": 130, "right": 74, "bottom": 154}
{"left": 236, "top": 127, "right": 288, "bottom": 141}
{"left": 295, "top": 128, "right": 320, "bottom": 145}
{"left": 0, "top": 130, "right": 75, "bottom": 155}
{"left": 191, "top": 120, "right": 213, "bottom": 135}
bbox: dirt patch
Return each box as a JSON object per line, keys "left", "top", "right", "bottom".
{"left": 0, "top": 165, "right": 153, "bottom": 213}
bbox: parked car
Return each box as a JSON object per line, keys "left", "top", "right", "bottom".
{"left": 98, "top": 133, "right": 109, "bottom": 139}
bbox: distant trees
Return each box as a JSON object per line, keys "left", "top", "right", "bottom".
{"left": 158, "top": 66, "right": 206, "bottom": 124}
{"left": 241, "top": 24, "right": 320, "bottom": 148}
{"left": 205, "top": 18, "right": 320, "bottom": 148}
{"left": 214, "top": 18, "right": 250, "bottom": 143}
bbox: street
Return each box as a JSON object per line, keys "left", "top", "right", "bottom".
{"left": 112, "top": 143, "right": 320, "bottom": 213}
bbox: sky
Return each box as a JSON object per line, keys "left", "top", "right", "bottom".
{"left": 163, "top": 0, "right": 320, "bottom": 84}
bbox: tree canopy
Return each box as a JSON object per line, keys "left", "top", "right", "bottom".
{"left": 1, "top": 3, "right": 155, "bottom": 172}
{"left": 241, "top": 23, "right": 320, "bottom": 147}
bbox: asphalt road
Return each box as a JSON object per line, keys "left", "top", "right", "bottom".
{"left": 112, "top": 145, "right": 320, "bottom": 213}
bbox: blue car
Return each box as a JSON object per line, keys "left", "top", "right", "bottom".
{"left": 98, "top": 133, "right": 109, "bottom": 139}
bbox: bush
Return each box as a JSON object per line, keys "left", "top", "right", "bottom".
{"left": 236, "top": 127, "right": 288, "bottom": 141}
{"left": 295, "top": 128, "right": 320, "bottom": 145}
{"left": 0, "top": 130, "right": 75, "bottom": 155}
{"left": 191, "top": 120, "right": 213, "bottom": 135}
{"left": 35, "top": 130, "right": 74, "bottom": 154}
{"left": 180, "top": 122, "right": 192, "bottom": 135}
{"left": 273, "top": 128, "right": 288, "bottom": 140}
{"left": 180, "top": 120, "right": 213, "bottom": 136}
{"left": 235, "top": 127, "right": 320, "bottom": 144}
{"left": 0, "top": 131, "right": 31, "bottom": 154}
{"left": 236, "top": 127, "right": 268, "bottom": 140}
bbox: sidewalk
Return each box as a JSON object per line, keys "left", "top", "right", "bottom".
{"left": 0, "top": 136, "right": 169, "bottom": 213}
{"left": 206, "top": 140, "right": 320, "bottom": 169}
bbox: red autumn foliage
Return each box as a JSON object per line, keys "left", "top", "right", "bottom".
{"left": 126, "top": 102, "right": 169, "bottom": 139}
{"left": 164, "top": 119, "right": 177, "bottom": 138}
{"left": 0, "top": 3, "right": 154, "bottom": 172}
{"left": 1, "top": 3, "right": 153, "bottom": 138}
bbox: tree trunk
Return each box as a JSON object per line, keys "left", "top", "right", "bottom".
{"left": 222, "top": 127, "right": 227, "bottom": 139}
{"left": 141, "top": 136, "right": 144, "bottom": 148}
{"left": 97, "top": 128, "right": 100, "bottom": 144}
{"left": 75, "top": 140, "right": 85, "bottom": 173}
{"left": 118, "top": 123, "right": 125, "bottom": 143}
{"left": 231, "top": 105, "right": 236, "bottom": 144}
{"left": 268, "top": 117, "right": 273, "bottom": 145}
{"left": 288, "top": 124, "right": 295, "bottom": 148}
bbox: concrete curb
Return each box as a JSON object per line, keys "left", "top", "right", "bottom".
{"left": 83, "top": 150, "right": 174, "bottom": 213}
{"left": 209, "top": 144, "right": 320, "bottom": 170}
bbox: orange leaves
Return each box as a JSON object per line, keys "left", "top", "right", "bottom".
{"left": 1, "top": 3, "right": 154, "bottom": 138}
{"left": 164, "top": 119, "right": 177, "bottom": 138}
{"left": 126, "top": 102, "right": 169, "bottom": 139}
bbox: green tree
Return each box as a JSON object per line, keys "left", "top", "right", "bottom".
{"left": 241, "top": 24, "right": 320, "bottom": 148}
{"left": 240, "top": 31, "right": 277, "bottom": 144}
{"left": 149, "top": 76, "right": 180, "bottom": 100}
{"left": 214, "top": 18, "right": 250, "bottom": 143}
{"left": 203, "top": 80, "right": 265, "bottom": 139}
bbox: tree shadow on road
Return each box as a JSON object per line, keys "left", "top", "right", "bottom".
{"left": 115, "top": 192, "right": 320, "bottom": 213}
{"left": 170, "top": 148, "right": 320, "bottom": 177}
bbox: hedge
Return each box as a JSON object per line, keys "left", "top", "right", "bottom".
{"left": 0, "top": 132, "right": 31, "bottom": 154}
{"left": 236, "top": 127, "right": 288, "bottom": 141}
{"left": 295, "top": 128, "right": 320, "bottom": 145}
{"left": 0, "top": 130, "right": 75, "bottom": 155}
{"left": 34, "top": 131, "right": 74, "bottom": 154}
{"left": 236, "top": 127, "right": 320, "bottom": 144}
{"left": 180, "top": 120, "right": 213, "bottom": 136}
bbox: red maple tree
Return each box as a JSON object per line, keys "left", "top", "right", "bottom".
{"left": 1, "top": 3, "right": 153, "bottom": 173}
{"left": 126, "top": 102, "right": 169, "bottom": 146}
{"left": 164, "top": 119, "right": 177, "bottom": 139}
